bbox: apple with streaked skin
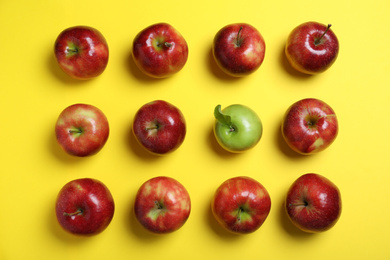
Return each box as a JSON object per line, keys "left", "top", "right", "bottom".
{"left": 285, "top": 22, "right": 339, "bottom": 74}
{"left": 55, "top": 103, "right": 109, "bottom": 157}
{"left": 214, "top": 104, "right": 262, "bottom": 152}
{"left": 212, "top": 23, "right": 266, "bottom": 77}
{"left": 132, "top": 100, "right": 186, "bottom": 155}
{"left": 132, "top": 23, "right": 188, "bottom": 78}
{"left": 285, "top": 173, "right": 342, "bottom": 233}
{"left": 134, "top": 176, "right": 191, "bottom": 234}
{"left": 55, "top": 178, "right": 115, "bottom": 236}
{"left": 212, "top": 176, "right": 271, "bottom": 234}
{"left": 54, "top": 26, "right": 109, "bottom": 80}
{"left": 282, "top": 98, "right": 338, "bottom": 155}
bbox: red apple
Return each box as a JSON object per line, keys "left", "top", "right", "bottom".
{"left": 212, "top": 176, "right": 271, "bottom": 234}
{"left": 212, "top": 23, "right": 266, "bottom": 77}
{"left": 285, "top": 173, "right": 342, "bottom": 233}
{"left": 54, "top": 26, "right": 109, "bottom": 80}
{"left": 132, "top": 100, "right": 186, "bottom": 155}
{"left": 55, "top": 103, "right": 109, "bottom": 157}
{"left": 132, "top": 23, "right": 188, "bottom": 78}
{"left": 282, "top": 98, "right": 338, "bottom": 155}
{"left": 55, "top": 178, "right": 115, "bottom": 236}
{"left": 285, "top": 22, "right": 339, "bottom": 74}
{"left": 134, "top": 176, "right": 191, "bottom": 234}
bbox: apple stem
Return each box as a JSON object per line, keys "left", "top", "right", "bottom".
{"left": 63, "top": 209, "right": 83, "bottom": 217}
{"left": 69, "top": 129, "right": 83, "bottom": 134}
{"left": 154, "top": 200, "right": 163, "bottom": 209}
{"left": 237, "top": 207, "right": 243, "bottom": 222}
{"left": 214, "top": 105, "right": 235, "bottom": 132}
{"left": 157, "top": 42, "right": 173, "bottom": 48}
{"left": 236, "top": 26, "right": 243, "bottom": 47}
{"left": 315, "top": 24, "right": 332, "bottom": 45}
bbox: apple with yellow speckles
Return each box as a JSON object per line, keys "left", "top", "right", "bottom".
{"left": 282, "top": 98, "right": 338, "bottom": 155}
{"left": 212, "top": 176, "right": 271, "bottom": 234}
{"left": 55, "top": 103, "right": 109, "bottom": 157}
{"left": 134, "top": 176, "right": 191, "bottom": 234}
{"left": 54, "top": 26, "right": 109, "bottom": 80}
{"left": 212, "top": 23, "right": 266, "bottom": 77}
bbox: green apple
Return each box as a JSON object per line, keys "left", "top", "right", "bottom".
{"left": 213, "top": 104, "right": 263, "bottom": 152}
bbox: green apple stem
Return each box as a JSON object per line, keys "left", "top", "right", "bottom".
{"left": 315, "top": 24, "right": 332, "bottom": 45}
{"left": 236, "top": 26, "right": 243, "bottom": 47}
{"left": 67, "top": 48, "right": 79, "bottom": 53}
{"left": 237, "top": 207, "right": 243, "bottom": 222}
{"left": 69, "top": 128, "right": 83, "bottom": 134}
{"left": 63, "top": 209, "right": 83, "bottom": 216}
{"left": 214, "top": 105, "right": 235, "bottom": 132}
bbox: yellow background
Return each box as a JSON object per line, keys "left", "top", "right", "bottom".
{"left": 1, "top": 0, "right": 389, "bottom": 259}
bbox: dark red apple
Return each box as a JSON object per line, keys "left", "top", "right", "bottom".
{"left": 285, "top": 173, "right": 342, "bottom": 233}
{"left": 55, "top": 178, "right": 115, "bottom": 235}
{"left": 212, "top": 176, "right": 271, "bottom": 234}
{"left": 212, "top": 23, "right": 266, "bottom": 77}
{"left": 132, "top": 23, "right": 188, "bottom": 78}
{"left": 54, "top": 26, "right": 109, "bottom": 80}
{"left": 285, "top": 22, "right": 339, "bottom": 74}
{"left": 134, "top": 176, "right": 191, "bottom": 234}
{"left": 132, "top": 100, "right": 186, "bottom": 155}
{"left": 282, "top": 98, "right": 338, "bottom": 155}
{"left": 55, "top": 103, "right": 110, "bottom": 157}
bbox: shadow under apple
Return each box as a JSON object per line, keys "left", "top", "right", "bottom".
{"left": 125, "top": 49, "right": 167, "bottom": 84}
{"left": 205, "top": 196, "right": 242, "bottom": 241}
{"left": 125, "top": 122, "right": 163, "bottom": 162}
{"left": 206, "top": 48, "right": 243, "bottom": 82}
{"left": 278, "top": 196, "right": 315, "bottom": 239}
{"left": 47, "top": 52, "right": 91, "bottom": 86}
{"left": 49, "top": 130, "right": 87, "bottom": 165}
{"left": 275, "top": 122, "right": 307, "bottom": 160}
{"left": 279, "top": 43, "right": 313, "bottom": 80}
{"left": 123, "top": 193, "right": 163, "bottom": 243}
{"left": 207, "top": 126, "right": 244, "bottom": 160}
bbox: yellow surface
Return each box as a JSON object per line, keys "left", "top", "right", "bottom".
{"left": 1, "top": 0, "right": 389, "bottom": 259}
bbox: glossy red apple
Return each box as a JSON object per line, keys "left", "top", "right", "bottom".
{"left": 212, "top": 176, "right": 271, "bottom": 234}
{"left": 285, "top": 22, "right": 339, "bottom": 74}
{"left": 282, "top": 98, "right": 338, "bottom": 155}
{"left": 212, "top": 23, "right": 266, "bottom": 77}
{"left": 285, "top": 173, "right": 342, "bottom": 233}
{"left": 54, "top": 26, "right": 109, "bottom": 80}
{"left": 55, "top": 103, "right": 109, "bottom": 157}
{"left": 134, "top": 176, "right": 191, "bottom": 234}
{"left": 55, "top": 178, "right": 115, "bottom": 236}
{"left": 132, "top": 23, "right": 188, "bottom": 78}
{"left": 132, "top": 100, "right": 186, "bottom": 155}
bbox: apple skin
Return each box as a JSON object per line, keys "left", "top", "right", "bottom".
{"left": 134, "top": 176, "right": 191, "bottom": 234}
{"left": 132, "top": 100, "right": 186, "bottom": 155}
{"left": 282, "top": 98, "right": 338, "bottom": 155}
{"left": 214, "top": 104, "right": 262, "bottom": 153}
{"left": 212, "top": 23, "right": 266, "bottom": 77}
{"left": 212, "top": 176, "right": 271, "bottom": 234}
{"left": 55, "top": 103, "right": 109, "bottom": 157}
{"left": 55, "top": 178, "right": 115, "bottom": 236}
{"left": 54, "top": 26, "right": 109, "bottom": 80}
{"left": 132, "top": 23, "right": 188, "bottom": 78}
{"left": 285, "top": 173, "right": 341, "bottom": 233}
{"left": 285, "top": 22, "right": 339, "bottom": 74}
